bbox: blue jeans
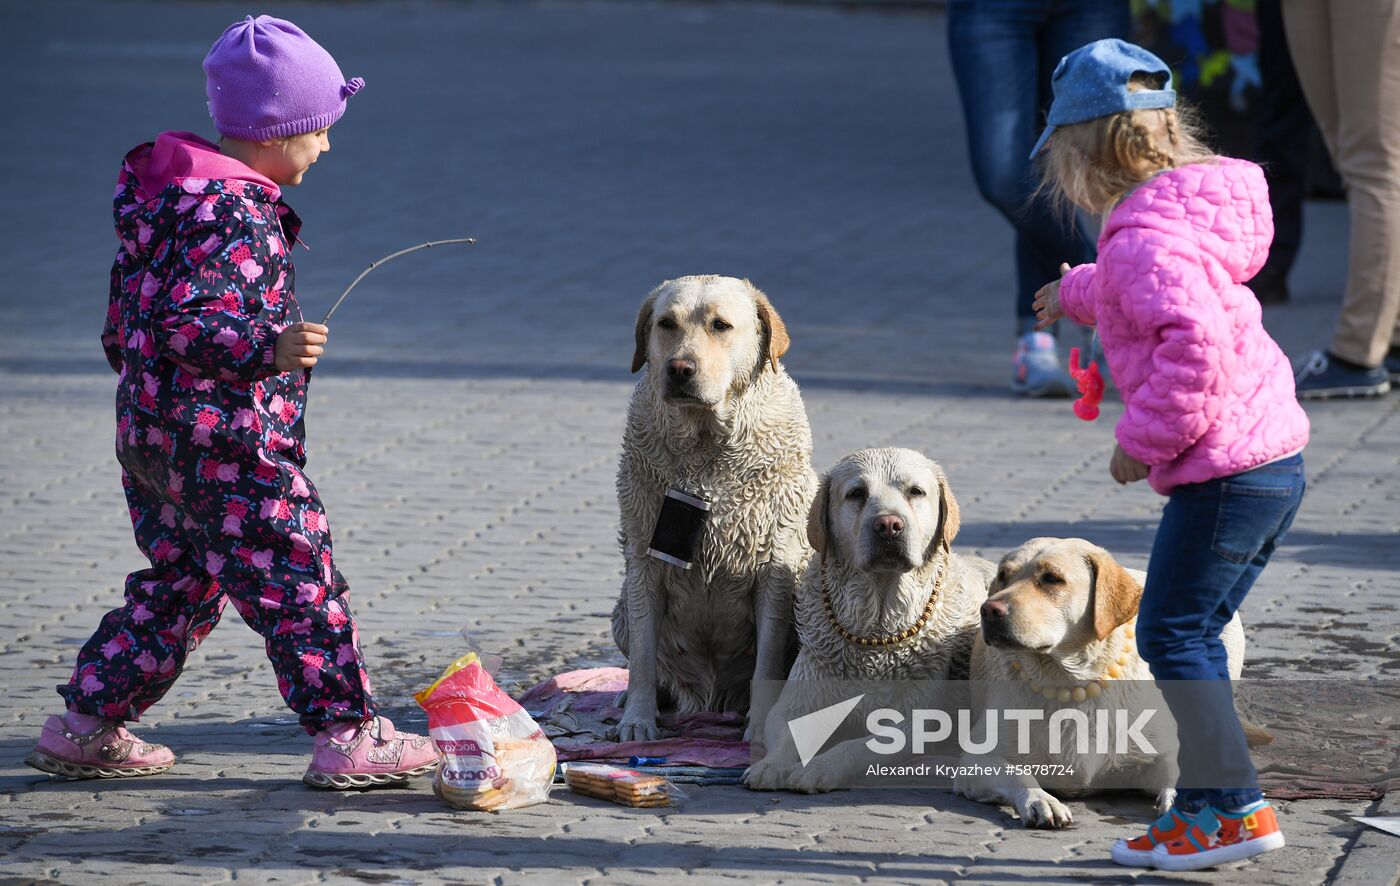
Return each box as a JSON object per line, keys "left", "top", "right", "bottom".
{"left": 1137, "top": 454, "right": 1306, "bottom": 813}
{"left": 947, "top": 0, "right": 1129, "bottom": 326}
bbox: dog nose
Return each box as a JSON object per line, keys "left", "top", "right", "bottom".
{"left": 873, "top": 515, "right": 904, "bottom": 539}
{"left": 981, "top": 598, "right": 1009, "bottom": 620}
{"left": 667, "top": 359, "right": 696, "bottom": 379}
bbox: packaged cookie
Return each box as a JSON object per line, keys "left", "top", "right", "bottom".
{"left": 563, "top": 763, "right": 686, "bottom": 808}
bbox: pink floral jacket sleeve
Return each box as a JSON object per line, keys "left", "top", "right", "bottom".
{"left": 151, "top": 214, "right": 284, "bottom": 383}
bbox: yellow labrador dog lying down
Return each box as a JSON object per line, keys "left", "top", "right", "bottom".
{"left": 612, "top": 276, "right": 816, "bottom": 743}
{"left": 744, "top": 448, "right": 995, "bottom": 793}
{"left": 955, "top": 537, "right": 1267, "bottom": 828}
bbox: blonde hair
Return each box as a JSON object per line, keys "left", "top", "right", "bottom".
{"left": 1038, "top": 73, "right": 1215, "bottom": 218}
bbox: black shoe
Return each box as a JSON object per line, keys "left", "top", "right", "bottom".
{"left": 1247, "top": 273, "right": 1290, "bottom": 305}
{"left": 1386, "top": 350, "right": 1400, "bottom": 383}
{"left": 1294, "top": 351, "right": 1391, "bottom": 400}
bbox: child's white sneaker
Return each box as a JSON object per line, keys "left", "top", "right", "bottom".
{"left": 1012, "top": 331, "right": 1074, "bottom": 398}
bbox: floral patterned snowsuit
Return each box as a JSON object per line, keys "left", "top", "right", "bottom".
{"left": 60, "top": 136, "right": 378, "bottom": 732}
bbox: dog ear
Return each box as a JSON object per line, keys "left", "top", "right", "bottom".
{"left": 933, "top": 465, "right": 961, "bottom": 554}
{"left": 631, "top": 288, "right": 659, "bottom": 374}
{"left": 1087, "top": 549, "right": 1142, "bottom": 640}
{"left": 750, "top": 281, "right": 790, "bottom": 373}
{"left": 806, "top": 474, "right": 831, "bottom": 560}
{"left": 988, "top": 559, "right": 1007, "bottom": 594}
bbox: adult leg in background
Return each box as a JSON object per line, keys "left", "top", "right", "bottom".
{"left": 1251, "top": 0, "right": 1313, "bottom": 304}
{"left": 1285, "top": 0, "right": 1400, "bottom": 370}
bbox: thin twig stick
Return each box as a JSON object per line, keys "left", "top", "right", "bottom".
{"left": 320, "top": 237, "right": 477, "bottom": 325}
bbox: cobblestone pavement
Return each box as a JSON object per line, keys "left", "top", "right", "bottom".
{"left": 2, "top": 2, "right": 1397, "bottom": 884}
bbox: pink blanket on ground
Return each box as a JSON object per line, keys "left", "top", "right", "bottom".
{"left": 515, "top": 670, "right": 1396, "bottom": 799}
{"left": 516, "top": 667, "right": 749, "bottom": 768}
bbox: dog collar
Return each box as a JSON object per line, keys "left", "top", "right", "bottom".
{"left": 1010, "top": 624, "right": 1136, "bottom": 704}
{"left": 822, "top": 555, "right": 947, "bottom": 648}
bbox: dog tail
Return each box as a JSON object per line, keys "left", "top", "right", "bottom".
{"left": 1239, "top": 715, "right": 1274, "bottom": 747}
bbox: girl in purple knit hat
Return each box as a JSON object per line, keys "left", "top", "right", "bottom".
{"left": 25, "top": 15, "right": 437, "bottom": 790}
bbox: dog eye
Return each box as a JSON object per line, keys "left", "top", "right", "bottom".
{"left": 657, "top": 317, "right": 677, "bottom": 330}
{"left": 712, "top": 319, "right": 732, "bottom": 332}
{"left": 845, "top": 486, "right": 867, "bottom": 501}
{"left": 908, "top": 486, "right": 926, "bottom": 498}
{"left": 1040, "top": 572, "right": 1064, "bottom": 585}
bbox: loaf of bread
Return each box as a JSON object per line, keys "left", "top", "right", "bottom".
{"left": 434, "top": 736, "right": 557, "bottom": 811}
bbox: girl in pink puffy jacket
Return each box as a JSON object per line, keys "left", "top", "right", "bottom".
{"left": 1032, "top": 40, "right": 1308, "bottom": 872}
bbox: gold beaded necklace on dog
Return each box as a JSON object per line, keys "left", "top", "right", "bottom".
{"left": 822, "top": 558, "right": 946, "bottom": 648}
{"left": 1009, "top": 624, "right": 1136, "bottom": 705}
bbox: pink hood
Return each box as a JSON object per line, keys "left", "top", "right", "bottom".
{"left": 112, "top": 132, "right": 284, "bottom": 265}
{"left": 1058, "top": 158, "right": 1309, "bottom": 494}
{"left": 132, "top": 131, "right": 279, "bottom": 204}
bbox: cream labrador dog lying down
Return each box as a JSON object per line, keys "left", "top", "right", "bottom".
{"left": 955, "top": 537, "right": 1264, "bottom": 828}
{"left": 612, "top": 276, "right": 816, "bottom": 742}
{"left": 744, "top": 448, "right": 995, "bottom": 793}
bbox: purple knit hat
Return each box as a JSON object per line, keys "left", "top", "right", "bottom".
{"left": 204, "top": 15, "right": 364, "bottom": 141}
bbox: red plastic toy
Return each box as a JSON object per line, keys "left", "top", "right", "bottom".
{"left": 1068, "top": 347, "right": 1104, "bottom": 421}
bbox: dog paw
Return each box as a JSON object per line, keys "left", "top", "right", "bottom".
{"left": 613, "top": 716, "right": 660, "bottom": 743}
{"left": 742, "top": 719, "right": 764, "bottom": 745}
{"left": 742, "top": 758, "right": 792, "bottom": 791}
{"left": 1018, "top": 790, "right": 1074, "bottom": 829}
{"left": 952, "top": 772, "right": 993, "bottom": 804}
{"left": 1154, "top": 788, "right": 1177, "bottom": 817}
{"left": 793, "top": 758, "right": 848, "bottom": 794}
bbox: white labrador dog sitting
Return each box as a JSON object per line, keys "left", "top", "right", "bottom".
{"left": 954, "top": 537, "right": 1262, "bottom": 828}
{"left": 612, "top": 276, "right": 816, "bottom": 742}
{"left": 744, "top": 448, "right": 995, "bottom": 793}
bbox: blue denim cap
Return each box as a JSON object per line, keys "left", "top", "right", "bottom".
{"left": 1030, "top": 38, "right": 1176, "bottom": 159}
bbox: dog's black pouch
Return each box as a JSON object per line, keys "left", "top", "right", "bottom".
{"left": 647, "top": 488, "right": 710, "bottom": 569}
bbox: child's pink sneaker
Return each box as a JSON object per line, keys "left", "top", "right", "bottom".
{"left": 303, "top": 716, "right": 438, "bottom": 789}
{"left": 26, "top": 713, "right": 175, "bottom": 779}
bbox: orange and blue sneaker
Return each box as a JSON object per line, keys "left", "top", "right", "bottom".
{"left": 1110, "top": 806, "right": 1193, "bottom": 867}
{"left": 1152, "top": 802, "right": 1286, "bottom": 871}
